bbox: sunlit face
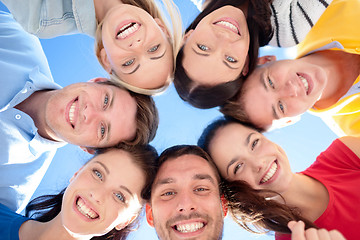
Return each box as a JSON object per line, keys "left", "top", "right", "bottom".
{"left": 241, "top": 59, "right": 327, "bottom": 129}
{"left": 101, "top": 4, "right": 173, "bottom": 90}
{"left": 45, "top": 79, "right": 137, "bottom": 148}
{"left": 147, "top": 154, "right": 224, "bottom": 240}
{"left": 208, "top": 123, "right": 293, "bottom": 194}
{"left": 62, "top": 149, "right": 145, "bottom": 237}
{"left": 182, "top": 6, "right": 249, "bottom": 86}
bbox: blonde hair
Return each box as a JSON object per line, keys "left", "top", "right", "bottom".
{"left": 95, "top": 0, "right": 182, "bottom": 95}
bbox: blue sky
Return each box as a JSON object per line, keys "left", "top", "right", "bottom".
{"left": 0, "top": 1, "right": 338, "bottom": 239}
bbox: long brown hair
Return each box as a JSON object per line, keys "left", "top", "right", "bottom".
{"left": 198, "top": 117, "right": 317, "bottom": 234}
{"left": 25, "top": 145, "right": 158, "bottom": 240}
{"left": 173, "top": 0, "right": 273, "bottom": 109}
{"left": 222, "top": 180, "right": 317, "bottom": 234}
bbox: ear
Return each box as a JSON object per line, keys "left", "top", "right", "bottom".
{"left": 257, "top": 55, "right": 276, "bottom": 66}
{"left": 182, "top": 29, "right": 194, "bottom": 43}
{"left": 242, "top": 56, "right": 250, "bottom": 76}
{"left": 87, "top": 77, "right": 108, "bottom": 83}
{"left": 154, "top": 18, "right": 170, "bottom": 39}
{"left": 79, "top": 146, "right": 96, "bottom": 155}
{"left": 115, "top": 214, "right": 138, "bottom": 231}
{"left": 220, "top": 195, "right": 228, "bottom": 218}
{"left": 100, "top": 48, "right": 112, "bottom": 73}
{"left": 145, "top": 203, "right": 154, "bottom": 227}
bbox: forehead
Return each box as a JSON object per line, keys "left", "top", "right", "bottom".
{"left": 210, "top": 123, "right": 251, "bottom": 157}
{"left": 155, "top": 154, "right": 219, "bottom": 185}
{"left": 241, "top": 66, "right": 275, "bottom": 128}
{"left": 88, "top": 149, "right": 145, "bottom": 189}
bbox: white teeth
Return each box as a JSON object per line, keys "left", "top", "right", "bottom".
{"left": 214, "top": 21, "right": 239, "bottom": 34}
{"left": 117, "top": 23, "right": 140, "bottom": 39}
{"left": 69, "top": 102, "right": 76, "bottom": 125}
{"left": 76, "top": 198, "right": 99, "bottom": 219}
{"left": 261, "top": 162, "right": 278, "bottom": 184}
{"left": 176, "top": 222, "right": 204, "bottom": 233}
{"left": 298, "top": 75, "right": 309, "bottom": 93}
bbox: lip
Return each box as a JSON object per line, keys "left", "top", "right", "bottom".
{"left": 171, "top": 219, "right": 207, "bottom": 238}
{"left": 213, "top": 17, "right": 241, "bottom": 35}
{"left": 259, "top": 160, "right": 280, "bottom": 185}
{"left": 115, "top": 20, "right": 141, "bottom": 40}
{"left": 297, "top": 72, "right": 313, "bottom": 95}
{"left": 65, "top": 97, "right": 79, "bottom": 128}
{"left": 72, "top": 196, "right": 100, "bottom": 222}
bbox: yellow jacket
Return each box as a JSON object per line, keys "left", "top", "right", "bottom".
{"left": 297, "top": 0, "right": 360, "bottom": 137}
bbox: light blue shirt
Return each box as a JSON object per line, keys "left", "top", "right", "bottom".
{"left": 0, "top": 11, "right": 66, "bottom": 213}
{"left": 1, "top": 0, "right": 96, "bottom": 38}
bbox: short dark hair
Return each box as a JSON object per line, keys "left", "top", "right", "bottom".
{"left": 173, "top": 0, "right": 273, "bottom": 109}
{"left": 143, "top": 145, "right": 221, "bottom": 200}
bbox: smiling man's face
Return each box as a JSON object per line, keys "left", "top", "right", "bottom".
{"left": 146, "top": 154, "right": 225, "bottom": 240}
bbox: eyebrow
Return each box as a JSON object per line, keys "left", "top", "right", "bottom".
{"left": 193, "top": 174, "right": 215, "bottom": 185}
{"left": 94, "top": 161, "right": 110, "bottom": 174}
{"left": 225, "top": 132, "right": 254, "bottom": 176}
{"left": 150, "top": 50, "right": 166, "bottom": 60}
{"left": 222, "top": 60, "right": 239, "bottom": 70}
{"left": 192, "top": 47, "right": 209, "bottom": 56}
{"left": 125, "top": 50, "right": 166, "bottom": 75}
{"left": 126, "top": 64, "right": 141, "bottom": 75}
{"left": 154, "top": 177, "right": 175, "bottom": 188}
{"left": 261, "top": 73, "right": 280, "bottom": 120}
{"left": 120, "top": 185, "right": 134, "bottom": 198}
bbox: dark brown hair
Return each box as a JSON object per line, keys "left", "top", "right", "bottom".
{"left": 25, "top": 144, "right": 158, "bottom": 240}
{"left": 173, "top": 0, "right": 273, "bottom": 109}
{"left": 143, "top": 145, "right": 221, "bottom": 200}
{"left": 198, "top": 118, "right": 317, "bottom": 234}
{"left": 222, "top": 180, "right": 317, "bottom": 234}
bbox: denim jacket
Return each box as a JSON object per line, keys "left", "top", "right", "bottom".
{"left": 1, "top": 0, "right": 96, "bottom": 38}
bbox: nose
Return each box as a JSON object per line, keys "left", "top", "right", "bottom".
{"left": 281, "top": 79, "right": 298, "bottom": 97}
{"left": 90, "top": 188, "right": 105, "bottom": 205}
{"left": 82, "top": 103, "right": 100, "bottom": 123}
{"left": 176, "top": 191, "right": 197, "bottom": 213}
{"left": 252, "top": 157, "right": 266, "bottom": 173}
{"left": 128, "top": 38, "right": 142, "bottom": 48}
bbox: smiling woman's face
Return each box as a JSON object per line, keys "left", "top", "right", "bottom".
{"left": 61, "top": 149, "right": 145, "bottom": 236}
{"left": 182, "top": 5, "right": 250, "bottom": 86}
{"left": 208, "top": 123, "right": 293, "bottom": 194}
{"left": 100, "top": 4, "right": 173, "bottom": 90}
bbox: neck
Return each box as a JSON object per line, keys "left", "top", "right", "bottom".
{"left": 273, "top": 173, "right": 329, "bottom": 222}
{"left": 93, "top": 0, "right": 123, "bottom": 23}
{"left": 15, "top": 90, "right": 62, "bottom": 142}
{"left": 304, "top": 50, "right": 360, "bottom": 109}
{"left": 19, "top": 214, "right": 90, "bottom": 240}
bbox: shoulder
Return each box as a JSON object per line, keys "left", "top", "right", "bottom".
{"left": 338, "top": 136, "right": 360, "bottom": 158}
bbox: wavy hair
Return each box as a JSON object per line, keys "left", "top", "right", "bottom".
{"left": 198, "top": 117, "right": 317, "bottom": 234}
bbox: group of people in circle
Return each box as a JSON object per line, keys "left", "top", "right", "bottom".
{"left": 1, "top": 0, "right": 359, "bottom": 239}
